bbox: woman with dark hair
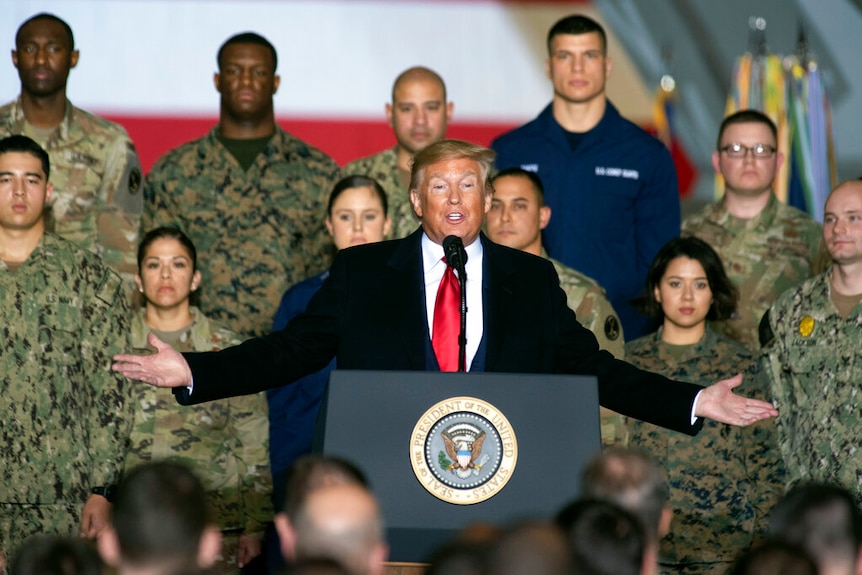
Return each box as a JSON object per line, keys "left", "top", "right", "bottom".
{"left": 126, "top": 226, "right": 272, "bottom": 574}
{"left": 267, "top": 175, "right": 391, "bottom": 503}
{"left": 625, "top": 237, "right": 784, "bottom": 575}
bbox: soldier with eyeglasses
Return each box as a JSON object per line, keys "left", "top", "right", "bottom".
{"left": 681, "top": 109, "right": 824, "bottom": 352}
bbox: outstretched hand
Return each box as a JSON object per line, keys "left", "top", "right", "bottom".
{"left": 112, "top": 333, "right": 192, "bottom": 388}
{"left": 695, "top": 374, "right": 778, "bottom": 426}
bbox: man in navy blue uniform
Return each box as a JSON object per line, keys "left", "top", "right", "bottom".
{"left": 492, "top": 14, "right": 680, "bottom": 339}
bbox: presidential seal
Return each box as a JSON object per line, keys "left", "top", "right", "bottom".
{"left": 410, "top": 397, "right": 517, "bottom": 505}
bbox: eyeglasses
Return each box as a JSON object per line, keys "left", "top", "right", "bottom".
{"left": 719, "top": 142, "right": 777, "bottom": 159}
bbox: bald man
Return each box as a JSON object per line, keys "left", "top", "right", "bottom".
{"left": 275, "top": 483, "right": 388, "bottom": 575}
{"left": 762, "top": 179, "right": 862, "bottom": 502}
{"left": 345, "top": 66, "right": 453, "bottom": 238}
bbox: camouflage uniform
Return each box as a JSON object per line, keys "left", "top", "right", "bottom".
{"left": 0, "top": 98, "right": 143, "bottom": 288}
{"left": 125, "top": 306, "right": 272, "bottom": 574}
{"left": 0, "top": 233, "right": 132, "bottom": 558}
{"left": 761, "top": 269, "right": 862, "bottom": 502}
{"left": 344, "top": 146, "right": 418, "bottom": 238}
{"left": 682, "top": 193, "right": 822, "bottom": 351}
{"left": 547, "top": 253, "right": 627, "bottom": 446}
{"left": 626, "top": 327, "right": 784, "bottom": 574}
{"left": 143, "top": 126, "right": 340, "bottom": 337}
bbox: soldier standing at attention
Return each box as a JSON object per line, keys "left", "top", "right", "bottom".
{"left": 682, "top": 110, "right": 822, "bottom": 351}
{"left": 345, "top": 66, "right": 453, "bottom": 239}
{"left": 0, "top": 135, "right": 133, "bottom": 562}
{"left": 143, "top": 32, "right": 341, "bottom": 338}
{"left": 492, "top": 14, "right": 681, "bottom": 341}
{"left": 485, "top": 167, "right": 628, "bottom": 446}
{"left": 124, "top": 227, "right": 272, "bottom": 574}
{"left": 0, "top": 13, "right": 143, "bottom": 290}
{"left": 761, "top": 179, "right": 862, "bottom": 504}
{"left": 626, "top": 237, "right": 784, "bottom": 575}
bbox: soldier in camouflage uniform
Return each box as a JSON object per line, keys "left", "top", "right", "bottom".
{"left": 0, "top": 13, "right": 142, "bottom": 290}
{"left": 125, "top": 227, "right": 272, "bottom": 574}
{"left": 626, "top": 237, "right": 784, "bottom": 575}
{"left": 344, "top": 67, "right": 453, "bottom": 239}
{"left": 143, "top": 32, "right": 339, "bottom": 338}
{"left": 682, "top": 110, "right": 822, "bottom": 352}
{"left": 761, "top": 179, "right": 862, "bottom": 504}
{"left": 0, "top": 135, "right": 132, "bottom": 561}
{"left": 486, "top": 168, "right": 627, "bottom": 445}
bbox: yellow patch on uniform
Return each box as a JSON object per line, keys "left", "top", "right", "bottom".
{"left": 798, "top": 316, "right": 815, "bottom": 337}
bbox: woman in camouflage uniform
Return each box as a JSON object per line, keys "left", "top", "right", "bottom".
{"left": 626, "top": 237, "right": 784, "bottom": 575}
{"left": 125, "top": 227, "right": 272, "bottom": 574}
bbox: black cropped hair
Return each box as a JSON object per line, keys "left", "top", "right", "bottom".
{"left": 632, "top": 236, "right": 738, "bottom": 321}
{"left": 218, "top": 32, "right": 277, "bottom": 72}
{"left": 0, "top": 135, "right": 50, "bottom": 180}
{"left": 547, "top": 14, "right": 606, "bottom": 54}
{"left": 17, "top": 13, "right": 74, "bottom": 50}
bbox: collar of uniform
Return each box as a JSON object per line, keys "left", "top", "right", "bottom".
{"left": 11, "top": 232, "right": 67, "bottom": 272}
{"left": 203, "top": 123, "right": 284, "bottom": 164}
{"left": 543, "top": 98, "right": 621, "bottom": 144}
{"left": 9, "top": 96, "right": 74, "bottom": 143}
{"left": 707, "top": 192, "right": 779, "bottom": 232}
{"left": 131, "top": 305, "right": 212, "bottom": 349}
{"left": 651, "top": 324, "right": 718, "bottom": 364}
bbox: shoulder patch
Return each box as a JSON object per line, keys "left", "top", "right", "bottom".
{"left": 604, "top": 315, "right": 621, "bottom": 341}
{"left": 128, "top": 166, "right": 141, "bottom": 194}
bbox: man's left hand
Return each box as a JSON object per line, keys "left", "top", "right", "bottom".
{"left": 696, "top": 374, "right": 778, "bottom": 426}
{"left": 80, "top": 494, "right": 111, "bottom": 539}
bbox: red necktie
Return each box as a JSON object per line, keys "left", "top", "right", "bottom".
{"left": 433, "top": 257, "right": 460, "bottom": 372}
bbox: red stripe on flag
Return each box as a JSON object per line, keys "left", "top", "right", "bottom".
{"left": 103, "top": 115, "right": 521, "bottom": 173}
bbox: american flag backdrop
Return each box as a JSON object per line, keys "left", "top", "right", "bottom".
{"left": 0, "top": 0, "right": 655, "bottom": 172}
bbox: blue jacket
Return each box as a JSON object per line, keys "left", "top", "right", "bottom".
{"left": 267, "top": 269, "right": 333, "bottom": 507}
{"left": 492, "top": 101, "right": 680, "bottom": 339}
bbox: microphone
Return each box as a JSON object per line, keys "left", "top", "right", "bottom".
{"left": 442, "top": 235, "right": 467, "bottom": 270}
{"left": 442, "top": 235, "right": 468, "bottom": 372}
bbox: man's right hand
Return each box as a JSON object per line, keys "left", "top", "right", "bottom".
{"left": 112, "top": 333, "right": 192, "bottom": 388}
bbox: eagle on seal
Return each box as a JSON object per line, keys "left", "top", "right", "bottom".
{"left": 443, "top": 431, "right": 486, "bottom": 471}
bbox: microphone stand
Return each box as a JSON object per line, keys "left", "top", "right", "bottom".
{"left": 456, "top": 256, "right": 467, "bottom": 372}
{"left": 443, "top": 236, "right": 468, "bottom": 372}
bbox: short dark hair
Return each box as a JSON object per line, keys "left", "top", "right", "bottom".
{"left": 217, "top": 32, "right": 278, "bottom": 72}
{"left": 329, "top": 175, "right": 389, "bottom": 217}
{"left": 717, "top": 109, "right": 778, "bottom": 150}
{"left": 281, "top": 455, "right": 369, "bottom": 516}
{"left": 137, "top": 227, "right": 198, "bottom": 272}
{"left": 11, "top": 536, "right": 103, "bottom": 575}
{"left": 491, "top": 168, "right": 546, "bottom": 206}
{"left": 768, "top": 483, "right": 862, "bottom": 571}
{"left": 0, "top": 135, "right": 51, "bottom": 180}
{"left": 581, "top": 447, "right": 669, "bottom": 543}
{"left": 555, "top": 499, "right": 645, "bottom": 575}
{"left": 731, "top": 541, "right": 818, "bottom": 575}
{"left": 632, "top": 236, "right": 738, "bottom": 321}
{"left": 16, "top": 13, "right": 74, "bottom": 51}
{"left": 547, "top": 14, "right": 606, "bottom": 54}
{"left": 113, "top": 462, "right": 210, "bottom": 569}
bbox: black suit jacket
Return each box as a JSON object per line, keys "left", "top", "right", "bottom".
{"left": 182, "top": 230, "right": 702, "bottom": 434}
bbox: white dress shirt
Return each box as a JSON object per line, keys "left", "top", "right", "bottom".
{"left": 421, "top": 233, "right": 484, "bottom": 371}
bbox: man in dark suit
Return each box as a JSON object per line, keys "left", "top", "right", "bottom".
{"left": 113, "top": 140, "right": 777, "bottom": 433}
